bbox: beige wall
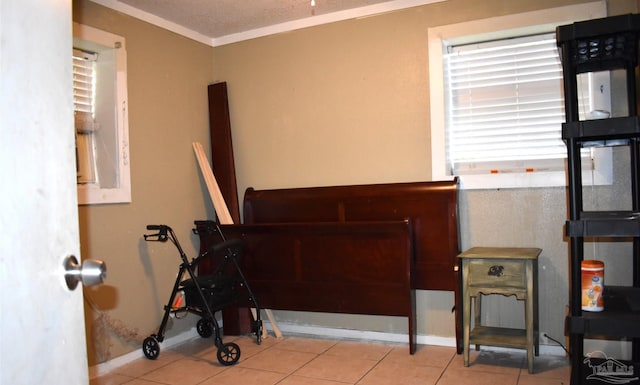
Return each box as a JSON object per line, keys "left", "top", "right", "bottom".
{"left": 213, "top": 0, "right": 602, "bottom": 193}
{"left": 75, "top": 0, "right": 638, "bottom": 366}
{"left": 212, "top": 0, "right": 638, "bottom": 358}
{"left": 73, "top": 0, "right": 216, "bottom": 364}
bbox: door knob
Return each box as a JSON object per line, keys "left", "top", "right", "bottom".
{"left": 63, "top": 255, "right": 107, "bottom": 290}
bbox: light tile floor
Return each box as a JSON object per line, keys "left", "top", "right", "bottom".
{"left": 90, "top": 335, "right": 571, "bottom": 385}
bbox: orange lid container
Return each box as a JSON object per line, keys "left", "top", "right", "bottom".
{"left": 582, "top": 260, "right": 604, "bottom": 270}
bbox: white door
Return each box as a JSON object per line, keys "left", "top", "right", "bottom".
{"left": 0, "top": 1, "right": 90, "bottom": 384}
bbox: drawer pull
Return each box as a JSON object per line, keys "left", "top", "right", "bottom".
{"left": 488, "top": 265, "right": 504, "bottom": 277}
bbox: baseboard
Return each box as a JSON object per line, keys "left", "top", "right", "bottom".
{"left": 272, "top": 320, "right": 457, "bottom": 347}
{"left": 269, "top": 321, "right": 566, "bottom": 356}
{"left": 89, "top": 320, "right": 567, "bottom": 378}
{"left": 88, "top": 328, "right": 199, "bottom": 379}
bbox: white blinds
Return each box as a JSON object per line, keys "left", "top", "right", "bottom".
{"left": 444, "top": 34, "right": 567, "bottom": 174}
{"left": 72, "top": 48, "right": 98, "bottom": 184}
{"left": 73, "top": 48, "right": 96, "bottom": 115}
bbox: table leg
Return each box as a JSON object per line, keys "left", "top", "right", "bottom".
{"left": 463, "top": 262, "right": 471, "bottom": 367}
{"left": 474, "top": 295, "right": 481, "bottom": 351}
{"left": 526, "top": 262, "right": 534, "bottom": 374}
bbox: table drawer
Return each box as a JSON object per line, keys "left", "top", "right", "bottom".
{"left": 466, "top": 259, "right": 526, "bottom": 288}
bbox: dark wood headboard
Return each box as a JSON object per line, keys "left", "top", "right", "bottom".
{"left": 217, "top": 221, "right": 412, "bottom": 315}
{"left": 243, "top": 178, "right": 460, "bottom": 291}
{"left": 195, "top": 178, "right": 460, "bottom": 354}
{"left": 195, "top": 219, "right": 417, "bottom": 352}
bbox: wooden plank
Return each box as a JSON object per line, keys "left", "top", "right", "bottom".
{"left": 264, "top": 309, "right": 283, "bottom": 339}
{"left": 192, "top": 142, "right": 234, "bottom": 225}
{"left": 193, "top": 142, "right": 283, "bottom": 338}
{"left": 208, "top": 82, "right": 240, "bottom": 223}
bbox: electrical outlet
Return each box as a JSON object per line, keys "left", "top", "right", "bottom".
{"left": 539, "top": 332, "right": 549, "bottom": 344}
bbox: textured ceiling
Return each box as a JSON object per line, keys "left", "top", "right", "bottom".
{"left": 94, "top": 0, "right": 444, "bottom": 45}
{"left": 118, "top": 0, "right": 393, "bottom": 39}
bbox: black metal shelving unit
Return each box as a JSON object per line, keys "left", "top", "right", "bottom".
{"left": 557, "top": 13, "right": 640, "bottom": 385}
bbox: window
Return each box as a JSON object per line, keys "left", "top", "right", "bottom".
{"left": 73, "top": 23, "right": 131, "bottom": 204}
{"left": 445, "top": 33, "right": 568, "bottom": 175}
{"left": 73, "top": 48, "right": 98, "bottom": 184}
{"left": 428, "top": 2, "right": 609, "bottom": 189}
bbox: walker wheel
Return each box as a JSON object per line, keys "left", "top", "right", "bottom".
{"left": 142, "top": 336, "right": 160, "bottom": 360}
{"left": 216, "top": 342, "right": 241, "bottom": 366}
{"left": 197, "top": 318, "right": 213, "bottom": 338}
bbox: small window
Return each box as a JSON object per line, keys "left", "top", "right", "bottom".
{"left": 444, "top": 33, "right": 595, "bottom": 176}
{"left": 73, "top": 23, "right": 131, "bottom": 204}
{"left": 428, "top": 2, "right": 610, "bottom": 189}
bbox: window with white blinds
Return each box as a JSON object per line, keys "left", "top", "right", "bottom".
{"left": 73, "top": 48, "right": 98, "bottom": 184}
{"left": 444, "top": 33, "right": 569, "bottom": 175}
{"left": 428, "top": 2, "right": 610, "bottom": 189}
{"left": 73, "top": 22, "right": 130, "bottom": 205}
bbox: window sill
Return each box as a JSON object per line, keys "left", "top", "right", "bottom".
{"left": 449, "top": 168, "right": 611, "bottom": 190}
{"left": 443, "top": 147, "right": 612, "bottom": 190}
{"left": 78, "top": 184, "right": 131, "bottom": 205}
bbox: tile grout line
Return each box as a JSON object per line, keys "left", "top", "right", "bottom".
{"left": 433, "top": 348, "right": 458, "bottom": 385}
{"left": 286, "top": 340, "right": 347, "bottom": 383}
{"left": 249, "top": 336, "right": 341, "bottom": 385}
{"left": 353, "top": 347, "right": 394, "bottom": 384}
{"left": 273, "top": 347, "right": 323, "bottom": 385}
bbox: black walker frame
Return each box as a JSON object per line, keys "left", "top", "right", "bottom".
{"left": 141, "top": 223, "right": 262, "bottom": 366}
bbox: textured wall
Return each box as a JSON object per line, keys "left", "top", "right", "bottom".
{"left": 212, "top": 0, "right": 637, "bottom": 355}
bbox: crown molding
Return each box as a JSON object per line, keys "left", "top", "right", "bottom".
{"left": 89, "top": 0, "right": 446, "bottom": 47}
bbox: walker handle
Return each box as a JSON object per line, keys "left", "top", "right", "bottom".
{"left": 144, "top": 224, "right": 169, "bottom": 241}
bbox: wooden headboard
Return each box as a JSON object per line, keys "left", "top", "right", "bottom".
{"left": 195, "top": 218, "right": 417, "bottom": 352}
{"left": 243, "top": 178, "right": 460, "bottom": 291}
{"left": 195, "top": 178, "right": 460, "bottom": 354}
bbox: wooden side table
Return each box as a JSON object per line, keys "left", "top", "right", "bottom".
{"left": 458, "top": 247, "right": 540, "bottom": 373}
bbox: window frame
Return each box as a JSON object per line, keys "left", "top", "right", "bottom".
{"left": 428, "top": 1, "right": 608, "bottom": 189}
{"left": 72, "top": 23, "right": 131, "bottom": 204}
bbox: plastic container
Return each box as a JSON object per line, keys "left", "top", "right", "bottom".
{"left": 581, "top": 260, "right": 604, "bottom": 312}
{"left": 172, "top": 290, "right": 185, "bottom": 310}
